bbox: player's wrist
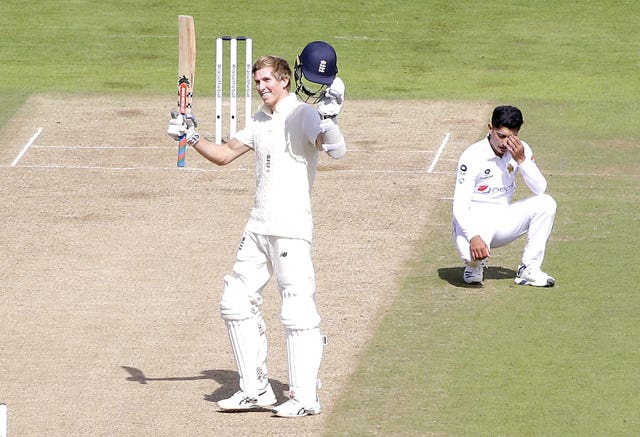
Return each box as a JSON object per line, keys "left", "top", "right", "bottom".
{"left": 187, "top": 132, "right": 200, "bottom": 147}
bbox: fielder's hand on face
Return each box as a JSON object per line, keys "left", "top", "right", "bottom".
{"left": 506, "top": 135, "right": 525, "bottom": 164}
{"left": 317, "top": 77, "right": 345, "bottom": 117}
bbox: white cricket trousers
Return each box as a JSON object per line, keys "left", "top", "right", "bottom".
{"left": 219, "top": 231, "right": 323, "bottom": 404}
{"left": 454, "top": 194, "right": 556, "bottom": 268}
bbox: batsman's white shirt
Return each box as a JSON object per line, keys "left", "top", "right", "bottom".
{"left": 235, "top": 94, "right": 322, "bottom": 243}
{"left": 453, "top": 135, "right": 548, "bottom": 246}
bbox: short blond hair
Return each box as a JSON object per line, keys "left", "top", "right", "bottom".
{"left": 252, "top": 55, "right": 291, "bottom": 90}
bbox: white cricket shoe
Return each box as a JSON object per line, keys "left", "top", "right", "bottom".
{"left": 463, "top": 259, "right": 487, "bottom": 284}
{"left": 217, "top": 384, "right": 277, "bottom": 411}
{"left": 272, "top": 398, "right": 321, "bottom": 418}
{"left": 515, "top": 264, "right": 556, "bottom": 287}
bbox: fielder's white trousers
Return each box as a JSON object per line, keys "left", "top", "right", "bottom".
{"left": 453, "top": 194, "right": 556, "bottom": 268}
{"left": 219, "top": 231, "right": 323, "bottom": 404}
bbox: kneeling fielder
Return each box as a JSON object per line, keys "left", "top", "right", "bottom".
{"left": 452, "top": 105, "right": 557, "bottom": 287}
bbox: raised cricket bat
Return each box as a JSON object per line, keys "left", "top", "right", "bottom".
{"left": 176, "top": 15, "right": 196, "bottom": 167}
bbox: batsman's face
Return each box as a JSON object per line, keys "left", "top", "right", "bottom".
{"left": 254, "top": 67, "right": 289, "bottom": 110}
{"left": 488, "top": 124, "right": 518, "bottom": 157}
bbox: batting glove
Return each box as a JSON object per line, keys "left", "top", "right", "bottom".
{"left": 167, "top": 112, "right": 185, "bottom": 140}
{"left": 167, "top": 112, "right": 200, "bottom": 146}
{"left": 317, "top": 77, "right": 345, "bottom": 118}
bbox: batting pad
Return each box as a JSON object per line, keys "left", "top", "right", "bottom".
{"left": 286, "top": 327, "right": 323, "bottom": 405}
{"left": 226, "top": 317, "right": 269, "bottom": 398}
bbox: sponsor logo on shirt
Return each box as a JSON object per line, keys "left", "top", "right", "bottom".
{"left": 479, "top": 168, "right": 493, "bottom": 180}
{"left": 476, "top": 181, "right": 516, "bottom": 194}
{"left": 458, "top": 164, "right": 467, "bottom": 184}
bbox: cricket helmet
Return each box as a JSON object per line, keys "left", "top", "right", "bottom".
{"left": 294, "top": 41, "right": 338, "bottom": 103}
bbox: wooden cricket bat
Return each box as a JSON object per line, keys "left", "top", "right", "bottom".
{"left": 176, "top": 15, "right": 196, "bottom": 167}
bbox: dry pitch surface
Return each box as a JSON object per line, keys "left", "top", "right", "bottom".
{"left": 0, "top": 95, "right": 490, "bottom": 436}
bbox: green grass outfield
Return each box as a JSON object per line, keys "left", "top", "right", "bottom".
{"left": 2, "top": 0, "right": 639, "bottom": 435}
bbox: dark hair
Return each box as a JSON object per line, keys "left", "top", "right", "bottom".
{"left": 491, "top": 105, "right": 524, "bottom": 130}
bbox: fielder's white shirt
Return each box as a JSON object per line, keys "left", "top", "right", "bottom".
{"left": 452, "top": 135, "right": 547, "bottom": 241}
{"left": 234, "top": 94, "right": 322, "bottom": 243}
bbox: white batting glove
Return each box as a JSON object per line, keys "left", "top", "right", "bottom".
{"left": 167, "top": 112, "right": 200, "bottom": 146}
{"left": 317, "top": 77, "right": 345, "bottom": 118}
{"left": 167, "top": 112, "right": 186, "bottom": 140}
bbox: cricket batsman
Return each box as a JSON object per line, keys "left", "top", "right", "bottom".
{"left": 167, "top": 41, "right": 346, "bottom": 417}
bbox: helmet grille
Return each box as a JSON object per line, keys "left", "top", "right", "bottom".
{"left": 294, "top": 61, "right": 327, "bottom": 103}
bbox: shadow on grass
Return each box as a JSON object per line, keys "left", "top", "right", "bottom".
{"left": 438, "top": 266, "right": 517, "bottom": 288}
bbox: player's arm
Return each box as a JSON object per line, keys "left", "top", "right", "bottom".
{"left": 316, "top": 117, "right": 346, "bottom": 159}
{"left": 167, "top": 113, "right": 250, "bottom": 165}
{"left": 192, "top": 137, "right": 250, "bottom": 165}
{"left": 452, "top": 158, "right": 477, "bottom": 238}
{"left": 315, "top": 77, "right": 346, "bottom": 158}
{"left": 452, "top": 157, "right": 490, "bottom": 260}
{"left": 509, "top": 138, "right": 547, "bottom": 194}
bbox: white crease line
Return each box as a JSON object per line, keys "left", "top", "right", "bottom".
{"left": 1, "top": 164, "right": 637, "bottom": 178}
{"left": 32, "top": 145, "right": 172, "bottom": 150}
{"left": 427, "top": 132, "right": 451, "bottom": 174}
{"left": 1, "top": 164, "right": 433, "bottom": 174}
{"left": 11, "top": 127, "right": 43, "bottom": 167}
{"left": 348, "top": 149, "right": 433, "bottom": 153}
{"left": 31, "top": 145, "right": 433, "bottom": 153}
{"left": 2, "top": 164, "right": 250, "bottom": 172}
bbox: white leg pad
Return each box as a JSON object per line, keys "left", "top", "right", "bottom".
{"left": 286, "top": 327, "right": 323, "bottom": 405}
{"left": 226, "top": 315, "right": 269, "bottom": 398}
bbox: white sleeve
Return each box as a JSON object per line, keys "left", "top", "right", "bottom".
{"left": 301, "top": 104, "right": 323, "bottom": 145}
{"left": 233, "top": 125, "right": 253, "bottom": 149}
{"left": 519, "top": 142, "right": 547, "bottom": 194}
{"left": 452, "top": 156, "right": 480, "bottom": 241}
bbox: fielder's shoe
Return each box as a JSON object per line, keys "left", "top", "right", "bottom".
{"left": 217, "top": 384, "right": 277, "bottom": 411}
{"left": 515, "top": 264, "right": 556, "bottom": 287}
{"left": 272, "top": 398, "right": 321, "bottom": 418}
{"left": 463, "top": 259, "right": 487, "bottom": 284}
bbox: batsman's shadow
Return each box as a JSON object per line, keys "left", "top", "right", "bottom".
{"left": 438, "top": 266, "right": 517, "bottom": 288}
{"left": 121, "top": 366, "right": 288, "bottom": 405}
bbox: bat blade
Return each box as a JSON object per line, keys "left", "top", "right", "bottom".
{"left": 177, "top": 15, "right": 196, "bottom": 167}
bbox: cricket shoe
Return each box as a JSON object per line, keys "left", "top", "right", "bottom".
{"left": 217, "top": 384, "right": 277, "bottom": 411}
{"left": 272, "top": 398, "right": 321, "bottom": 418}
{"left": 463, "top": 259, "right": 487, "bottom": 285}
{"left": 515, "top": 264, "right": 556, "bottom": 287}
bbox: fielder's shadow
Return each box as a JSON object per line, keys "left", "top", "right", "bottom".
{"left": 121, "top": 366, "right": 288, "bottom": 407}
{"left": 438, "top": 266, "right": 517, "bottom": 288}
